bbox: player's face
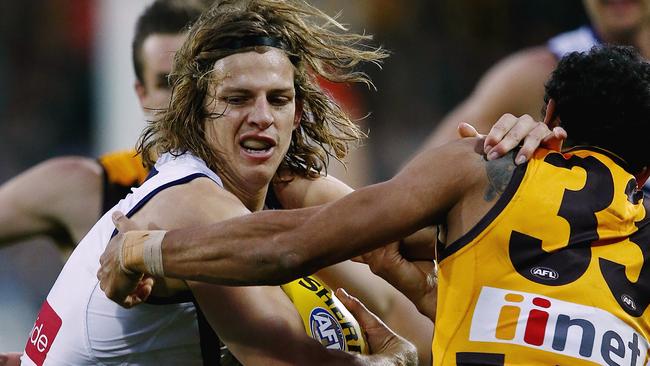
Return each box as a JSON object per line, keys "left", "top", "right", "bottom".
{"left": 136, "top": 33, "right": 187, "bottom": 114}
{"left": 204, "top": 49, "right": 300, "bottom": 191}
{"left": 583, "top": 0, "right": 650, "bottom": 39}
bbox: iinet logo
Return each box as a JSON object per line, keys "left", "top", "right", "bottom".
{"left": 24, "top": 301, "right": 62, "bottom": 366}
{"left": 470, "top": 287, "right": 649, "bottom": 366}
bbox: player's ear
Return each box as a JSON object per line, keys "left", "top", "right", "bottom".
{"left": 293, "top": 99, "right": 303, "bottom": 129}
{"left": 135, "top": 80, "right": 147, "bottom": 109}
{"left": 543, "top": 98, "right": 559, "bottom": 128}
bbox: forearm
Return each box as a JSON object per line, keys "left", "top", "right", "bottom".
{"left": 122, "top": 208, "right": 321, "bottom": 285}
{"left": 121, "top": 180, "right": 421, "bottom": 285}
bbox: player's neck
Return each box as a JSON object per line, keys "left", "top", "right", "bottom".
{"left": 221, "top": 178, "right": 268, "bottom": 213}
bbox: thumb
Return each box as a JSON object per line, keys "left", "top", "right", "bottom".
{"left": 112, "top": 211, "right": 138, "bottom": 232}
{"left": 336, "top": 288, "right": 383, "bottom": 331}
{"left": 457, "top": 122, "right": 482, "bottom": 138}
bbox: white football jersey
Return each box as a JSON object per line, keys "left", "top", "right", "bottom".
{"left": 21, "top": 153, "right": 222, "bottom": 366}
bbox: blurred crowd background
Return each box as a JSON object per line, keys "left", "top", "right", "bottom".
{"left": 0, "top": 0, "right": 586, "bottom": 350}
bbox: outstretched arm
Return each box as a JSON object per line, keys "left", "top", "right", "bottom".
{"left": 98, "top": 115, "right": 551, "bottom": 292}
{"left": 104, "top": 138, "right": 484, "bottom": 287}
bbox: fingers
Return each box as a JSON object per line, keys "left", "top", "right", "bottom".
{"left": 336, "top": 288, "right": 385, "bottom": 331}
{"left": 483, "top": 114, "right": 565, "bottom": 164}
{"left": 541, "top": 126, "right": 567, "bottom": 151}
{"left": 112, "top": 211, "right": 138, "bottom": 232}
{"left": 486, "top": 114, "right": 541, "bottom": 160}
{"left": 121, "top": 279, "right": 152, "bottom": 309}
{"left": 134, "top": 276, "right": 155, "bottom": 302}
{"left": 483, "top": 113, "right": 519, "bottom": 156}
{"left": 457, "top": 122, "right": 482, "bottom": 138}
{"left": 123, "top": 293, "right": 146, "bottom": 309}
{"left": 513, "top": 123, "right": 566, "bottom": 164}
{"left": 514, "top": 122, "right": 550, "bottom": 165}
{"left": 338, "top": 288, "right": 417, "bottom": 365}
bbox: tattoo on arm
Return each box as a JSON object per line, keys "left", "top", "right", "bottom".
{"left": 484, "top": 151, "right": 517, "bottom": 202}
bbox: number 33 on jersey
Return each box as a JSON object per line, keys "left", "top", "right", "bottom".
{"left": 435, "top": 147, "right": 650, "bottom": 366}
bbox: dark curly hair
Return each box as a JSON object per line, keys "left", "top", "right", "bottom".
{"left": 543, "top": 45, "right": 650, "bottom": 173}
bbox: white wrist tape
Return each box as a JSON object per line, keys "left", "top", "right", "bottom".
{"left": 142, "top": 230, "right": 167, "bottom": 277}
{"left": 119, "top": 244, "right": 136, "bottom": 276}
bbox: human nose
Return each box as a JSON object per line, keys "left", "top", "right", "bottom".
{"left": 247, "top": 96, "right": 274, "bottom": 130}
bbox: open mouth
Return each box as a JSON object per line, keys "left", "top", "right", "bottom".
{"left": 240, "top": 137, "right": 276, "bottom": 155}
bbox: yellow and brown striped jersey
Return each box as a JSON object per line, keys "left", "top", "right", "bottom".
{"left": 434, "top": 147, "right": 650, "bottom": 365}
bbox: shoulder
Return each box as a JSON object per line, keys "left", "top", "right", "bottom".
{"left": 133, "top": 177, "right": 248, "bottom": 229}
{"left": 36, "top": 156, "right": 102, "bottom": 181}
{"left": 273, "top": 170, "right": 353, "bottom": 208}
{"left": 12, "top": 156, "right": 103, "bottom": 202}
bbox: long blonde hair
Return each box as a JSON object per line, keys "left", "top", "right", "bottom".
{"left": 137, "top": 0, "right": 388, "bottom": 178}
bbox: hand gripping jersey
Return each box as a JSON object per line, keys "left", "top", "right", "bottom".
{"left": 434, "top": 148, "right": 650, "bottom": 366}
{"left": 22, "top": 153, "right": 221, "bottom": 366}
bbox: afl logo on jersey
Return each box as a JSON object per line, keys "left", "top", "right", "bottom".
{"left": 530, "top": 266, "right": 559, "bottom": 280}
{"left": 309, "top": 307, "right": 346, "bottom": 351}
{"left": 621, "top": 294, "right": 637, "bottom": 311}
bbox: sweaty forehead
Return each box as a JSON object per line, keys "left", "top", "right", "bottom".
{"left": 211, "top": 49, "right": 295, "bottom": 90}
